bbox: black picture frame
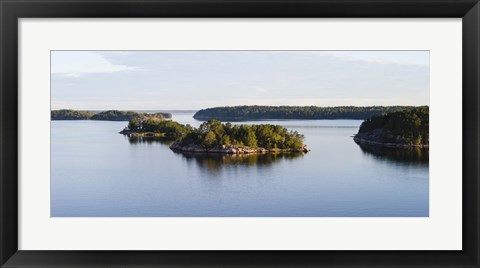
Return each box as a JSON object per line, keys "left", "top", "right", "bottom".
{"left": 1, "top": 0, "right": 479, "bottom": 267}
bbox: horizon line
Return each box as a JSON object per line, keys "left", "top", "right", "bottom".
{"left": 51, "top": 104, "right": 430, "bottom": 111}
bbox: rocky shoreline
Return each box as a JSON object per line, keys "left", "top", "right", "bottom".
{"left": 119, "top": 130, "right": 180, "bottom": 138}
{"left": 353, "top": 130, "right": 428, "bottom": 148}
{"left": 169, "top": 141, "right": 311, "bottom": 154}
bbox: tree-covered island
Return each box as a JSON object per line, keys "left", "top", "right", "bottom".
{"left": 121, "top": 118, "right": 310, "bottom": 154}
{"left": 171, "top": 120, "right": 310, "bottom": 154}
{"left": 193, "top": 105, "right": 425, "bottom": 121}
{"left": 50, "top": 109, "right": 95, "bottom": 120}
{"left": 120, "top": 116, "right": 193, "bottom": 138}
{"left": 354, "top": 107, "right": 429, "bottom": 148}
{"left": 51, "top": 109, "right": 172, "bottom": 121}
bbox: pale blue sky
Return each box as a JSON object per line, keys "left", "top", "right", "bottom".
{"left": 51, "top": 51, "right": 429, "bottom": 110}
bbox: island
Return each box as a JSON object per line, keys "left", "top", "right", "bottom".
{"left": 120, "top": 118, "right": 310, "bottom": 154}
{"left": 51, "top": 109, "right": 172, "bottom": 121}
{"left": 193, "top": 105, "right": 425, "bottom": 121}
{"left": 353, "top": 107, "right": 429, "bottom": 148}
{"left": 120, "top": 116, "right": 193, "bottom": 138}
{"left": 171, "top": 120, "right": 310, "bottom": 154}
{"left": 50, "top": 109, "right": 95, "bottom": 120}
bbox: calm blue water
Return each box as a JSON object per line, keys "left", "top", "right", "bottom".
{"left": 51, "top": 112, "right": 429, "bottom": 217}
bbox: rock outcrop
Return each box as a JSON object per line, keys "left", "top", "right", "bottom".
{"left": 170, "top": 142, "right": 311, "bottom": 154}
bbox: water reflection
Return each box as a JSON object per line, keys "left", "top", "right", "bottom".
{"left": 358, "top": 144, "right": 429, "bottom": 165}
{"left": 125, "top": 135, "right": 305, "bottom": 173}
{"left": 52, "top": 120, "right": 429, "bottom": 217}
{"left": 175, "top": 151, "right": 304, "bottom": 172}
{"left": 125, "top": 136, "right": 176, "bottom": 146}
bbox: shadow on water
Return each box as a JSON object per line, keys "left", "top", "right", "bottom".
{"left": 125, "top": 136, "right": 177, "bottom": 146}
{"left": 358, "top": 144, "right": 429, "bottom": 165}
{"left": 124, "top": 134, "right": 305, "bottom": 175}
{"left": 174, "top": 151, "right": 305, "bottom": 173}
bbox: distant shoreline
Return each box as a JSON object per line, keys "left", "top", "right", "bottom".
{"left": 51, "top": 109, "right": 172, "bottom": 121}
{"left": 193, "top": 105, "right": 428, "bottom": 121}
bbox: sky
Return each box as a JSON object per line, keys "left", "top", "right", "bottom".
{"left": 51, "top": 51, "right": 429, "bottom": 110}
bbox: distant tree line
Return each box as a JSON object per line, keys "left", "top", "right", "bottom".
{"left": 193, "top": 105, "right": 426, "bottom": 121}
{"left": 50, "top": 110, "right": 95, "bottom": 120}
{"left": 179, "top": 120, "right": 305, "bottom": 150}
{"left": 356, "top": 107, "right": 429, "bottom": 146}
{"left": 51, "top": 109, "right": 172, "bottom": 121}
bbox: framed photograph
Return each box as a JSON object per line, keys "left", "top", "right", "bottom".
{"left": 1, "top": 0, "right": 479, "bottom": 267}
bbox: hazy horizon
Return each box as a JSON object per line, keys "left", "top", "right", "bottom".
{"left": 51, "top": 104, "right": 429, "bottom": 112}
{"left": 51, "top": 51, "right": 429, "bottom": 110}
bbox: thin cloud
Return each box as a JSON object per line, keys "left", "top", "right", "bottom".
{"left": 51, "top": 51, "right": 429, "bottom": 110}
{"left": 51, "top": 51, "right": 139, "bottom": 77}
{"left": 321, "top": 51, "right": 429, "bottom": 67}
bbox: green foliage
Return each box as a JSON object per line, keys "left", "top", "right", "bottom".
{"left": 193, "top": 105, "right": 425, "bottom": 121}
{"left": 91, "top": 110, "right": 144, "bottom": 121}
{"left": 179, "top": 120, "right": 304, "bottom": 149}
{"left": 51, "top": 109, "right": 172, "bottom": 121}
{"left": 203, "top": 131, "right": 217, "bottom": 148}
{"left": 358, "top": 107, "right": 429, "bottom": 146}
{"left": 50, "top": 109, "right": 95, "bottom": 120}
{"left": 91, "top": 110, "right": 171, "bottom": 121}
{"left": 128, "top": 118, "right": 140, "bottom": 130}
{"left": 134, "top": 117, "right": 193, "bottom": 137}
{"left": 147, "top": 112, "right": 172, "bottom": 119}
